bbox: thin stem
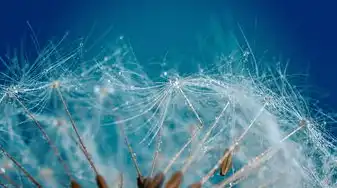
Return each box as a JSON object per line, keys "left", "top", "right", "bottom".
{"left": 119, "top": 124, "right": 142, "bottom": 178}
{"left": 236, "top": 103, "right": 267, "bottom": 143}
{"left": 0, "top": 172, "right": 19, "bottom": 188}
{"left": 55, "top": 87, "right": 99, "bottom": 176}
{"left": 150, "top": 127, "right": 162, "bottom": 177}
{"left": 163, "top": 127, "right": 199, "bottom": 174}
{"left": 216, "top": 148, "right": 276, "bottom": 187}
{"left": 0, "top": 146, "right": 41, "bottom": 187}
{"left": 13, "top": 95, "right": 72, "bottom": 181}
{"left": 0, "top": 181, "right": 8, "bottom": 188}
{"left": 256, "top": 175, "right": 281, "bottom": 188}
{"left": 200, "top": 103, "right": 266, "bottom": 185}
{"left": 178, "top": 87, "right": 203, "bottom": 129}
{"left": 215, "top": 120, "right": 307, "bottom": 187}
{"left": 181, "top": 102, "right": 230, "bottom": 173}
{"left": 118, "top": 173, "right": 123, "bottom": 188}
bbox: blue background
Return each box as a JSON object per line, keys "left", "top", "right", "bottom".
{"left": 0, "top": 0, "right": 336, "bottom": 135}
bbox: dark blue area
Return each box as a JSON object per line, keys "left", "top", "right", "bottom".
{"left": 0, "top": 0, "right": 337, "bottom": 135}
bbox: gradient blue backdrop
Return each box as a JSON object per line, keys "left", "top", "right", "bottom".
{"left": 0, "top": 0, "right": 336, "bottom": 135}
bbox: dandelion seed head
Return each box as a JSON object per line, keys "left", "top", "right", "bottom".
{"left": 0, "top": 30, "right": 336, "bottom": 188}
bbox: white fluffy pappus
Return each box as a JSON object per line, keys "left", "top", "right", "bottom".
{"left": 0, "top": 34, "right": 336, "bottom": 188}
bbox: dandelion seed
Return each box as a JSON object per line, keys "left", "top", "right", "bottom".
{"left": 96, "top": 174, "right": 108, "bottom": 188}
{"left": 148, "top": 172, "right": 165, "bottom": 188}
{"left": 165, "top": 171, "right": 183, "bottom": 188}
{"left": 70, "top": 180, "right": 81, "bottom": 188}
{"left": 219, "top": 148, "right": 233, "bottom": 176}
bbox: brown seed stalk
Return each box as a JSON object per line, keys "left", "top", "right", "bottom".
{"left": 70, "top": 180, "right": 81, "bottom": 188}
{"left": 96, "top": 174, "right": 108, "bottom": 188}
{"left": 188, "top": 182, "right": 202, "bottom": 188}
{"left": 148, "top": 172, "right": 165, "bottom": 188}
{"left": 219, "top": 148, "right": 233, "bottom": 176}
{"left": 165, "top": 171, "right": 183, "bottom": 188}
